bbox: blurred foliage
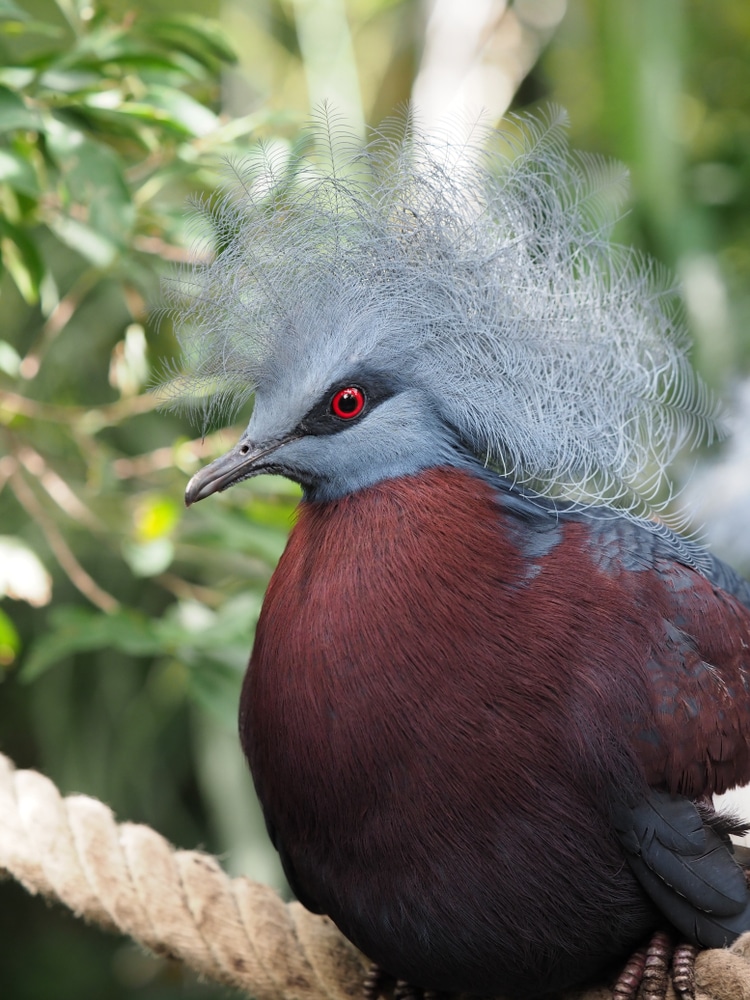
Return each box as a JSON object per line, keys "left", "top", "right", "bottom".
{"left": 0, "top": 0, "right": 295, "bottom": 994}
{"left": 0, "top": 0, "right": 748, "bottom": 996}
{"left": 543, "top": 0, "right": 750, "bottom": 384}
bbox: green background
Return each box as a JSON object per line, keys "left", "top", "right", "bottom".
{"left": 0, "top": 1, "right": 748, "bottom": 995}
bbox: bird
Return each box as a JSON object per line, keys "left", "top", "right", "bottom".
{"left": 166, "top": 107, "right": 750, "bottom": 1000}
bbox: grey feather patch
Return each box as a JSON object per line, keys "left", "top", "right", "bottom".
{"left": 160, "top": 106, "right": 721, "bottom": 526}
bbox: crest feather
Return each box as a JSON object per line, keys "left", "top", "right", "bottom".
{"left": 161, "top": 105, "right": 721, "bottom": 526}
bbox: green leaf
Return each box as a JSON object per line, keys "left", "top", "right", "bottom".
{"left": 73, "top": 101, "right": 199, "bottom": 140}
{"left": 21, "top": 595, "right": 260, "bottom": 683}
{"left": 54, "top": 23, "right": 132, "bottom": 64}
{"left": 45, "top": 124, "right": 134, "bottom": 249}
{"left": 188, "top": 505, "right": 289, "bottom": 565}
{"left": 186, "top": 656, "right": 243, "bottom": 722}
{"left": 0, "top": 606, "right": 21, "bottom": 668}
{"left": 0, "top": 339, "right": 21, "bottom": 375}
{"left": 241, "top": 499, "right": 295, "bottom": 531}
{"left": 0, "top": 0, "right": 30, "bottom": 22}
{"left": 49, "top": 214, "right": 118, "bottom": 266}
{"left": 146, "top": 15, "right": 238, "bottom": 68}
{"left": 169, "top": 594, "right": 261, "bottom": 654}
{"left": 0, "top": 69, "right": 34, "bottom": 89}
{"left": 63, "top": 30, "right": 202, "bottom": 78}
{"left": 95, "top": 52, "right": 202, "bottom": 81}
{"left": 0, "top": 147, "right": 39, "bottom": 195}
{"left": 121, "top": 538, "right": 175, "bottom": 577}
{"left": 164, "top": 595, "right": 259, "bottom": 718}
{"left": 37, "top": 69, "right": 101, "bottom": 93}
{"left": 142, "top": 85, "right": 219, "bottom": 138}
{"left": 0, "top": 218, "right": 45, "bottom": 302}
{"left": 202, "top": 109, "right": 290, "bottom": 147}
{"left": 0, "top": 19, "right": 64, "bottom": 38}
{"left": 0, "top": 84, "right": 41, "bottom": 133}
{"left": 21, "top": 606, "right": 165, "bottom": 681}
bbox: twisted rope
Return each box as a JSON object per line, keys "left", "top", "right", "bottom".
{"left": 2, "top": 751, "right": 750, "bottom": 1000}
{"left": 0, "top": 753, "right": 366, "bottom": 998}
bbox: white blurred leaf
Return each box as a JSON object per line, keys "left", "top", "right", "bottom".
{"left": 0, "top": 536, "right": 52, "bottom": 606}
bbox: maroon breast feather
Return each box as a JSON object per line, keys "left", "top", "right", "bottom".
{"left": 240, "top": 465, "right": 750, "bottom": 997}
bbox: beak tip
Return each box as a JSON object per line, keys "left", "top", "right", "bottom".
{"left": 184, "top": 473, "right": 205, "bottom": 507}
{"left": 183, "top": 436, "right": 279, "bottom": 509}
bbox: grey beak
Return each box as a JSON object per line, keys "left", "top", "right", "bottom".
{"left": 185, "top": 436, "right": 295, "bottom": 506}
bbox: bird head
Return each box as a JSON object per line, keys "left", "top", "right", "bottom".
{"left": 183, "top": 361, "right": 461, "bottom": 505}
{"left": 164, "top": 107, "right": 720, "bottom": 521}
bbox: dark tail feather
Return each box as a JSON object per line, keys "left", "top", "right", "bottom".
{"left": 615, "top": 790, "right": 750, "bottom": 948}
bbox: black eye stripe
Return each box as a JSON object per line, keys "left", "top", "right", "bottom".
{"left": 295, "top": 371, "right": 401, "bottom": 437}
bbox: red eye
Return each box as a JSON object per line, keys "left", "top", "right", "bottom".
{"left": 331, "top": 386, "right": 366, "bottom": 420}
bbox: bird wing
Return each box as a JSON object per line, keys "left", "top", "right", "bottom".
{"left": 614, "top": 789, "right": 750, "bottom": 948}
{"left": 594, "top": 520, "right": 750, "bottom": 944}
{"left": 634, "top": 549, "right": 750, "bottom": 798}
{"left": 569, "top": 510, "right": 750, "bottom": 798}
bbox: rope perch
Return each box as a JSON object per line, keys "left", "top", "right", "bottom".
{"left": 2, "top": 750, "right": 750, "bottom": 1000}
{"left": 0, "top": 753, "right": 366, "bottom": 998}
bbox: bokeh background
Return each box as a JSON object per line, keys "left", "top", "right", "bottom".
{"left": 0, "top": 0, "right": 748, "bottom": 995}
